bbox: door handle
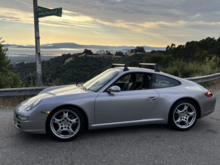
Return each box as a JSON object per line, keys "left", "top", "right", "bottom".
{"left": 147, "top": 96, "right": 157, "bottom": 100}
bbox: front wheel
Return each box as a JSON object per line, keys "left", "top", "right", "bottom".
{"left": 169, "top": 100, "right": 198, "bottom": 131}
{"left": 46, "top": 107, "right": 85, "bottom": 141}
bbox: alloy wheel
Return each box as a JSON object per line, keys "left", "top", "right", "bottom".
{"left": 173, "top": 103, "right": 197, "bottom": 129}
{"left": 50, "top": 109, "right": 81, "bottom": 139}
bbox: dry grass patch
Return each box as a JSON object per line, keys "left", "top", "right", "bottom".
{"left": 199, "top": 79, "right": 220, "bottom": 93}
{"left": 0, "top": 97, "right": 30, "bottom": 109}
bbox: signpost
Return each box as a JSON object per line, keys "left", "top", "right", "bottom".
{"left": 33, "top": 0, "right": 42, "bottom": 87}
{"left": 38, "top": 6, "right": 62, "bottom": 18}
{"left": 33, "top": 0, "right": 62, "bottom": 87}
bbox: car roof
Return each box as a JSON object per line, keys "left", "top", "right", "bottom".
{"left": 110, "top": 67, "right": 157, "bottom": 73}
{"left": 110, "top": 67, "right": 184, "bottom": 82}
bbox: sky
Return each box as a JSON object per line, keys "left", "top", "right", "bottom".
{"left": 0, "top": 0, "right": 220, "bottom": 47}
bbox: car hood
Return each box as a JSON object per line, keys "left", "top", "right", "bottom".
{"left": 42, "top": 85, "right": 89, "bottom": 96}
{"left": 25, "top": 85, "right": 89, "bottom": 102}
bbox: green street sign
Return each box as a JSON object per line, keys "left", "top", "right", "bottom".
{"left": 38, "top": 6, "right": 62, "bottom": 18}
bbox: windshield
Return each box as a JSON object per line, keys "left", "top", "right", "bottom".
{"left": 83, "top": 69, "right": 119, "bottom": 92}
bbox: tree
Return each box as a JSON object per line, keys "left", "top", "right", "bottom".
{"left": 115, "top": 51, "right": 124, "bottom": 56}
{"left": 170, "top": 43, "right": 176, "bottom": 49}
{"left": 166, "top": 45, "right": 170, "bottom": 51}
{"left": 0, "top": 38, "right": 11, "bottom": 73}
{"left": 105, "top": 50, "right": 112, "bottom": 55}
{"left": 129, "top": 61, "right": 138, "bottom": 67}
{"left": 83, "top": 49, "right": 93, "bottom": 55}
{"left": 135, "top": 46, "right": 146, "bottom": 53}
{"left": 0, "top": 38, "right": 23, "bottom": 88}
{"left": 125, "top": 46, "right": 146, "bottom": 55}
{"left": 125, "top": 49, "right": 134, "bottom": 55}
{"left": 96, "top": 50, "right": 112, "bottom": 55}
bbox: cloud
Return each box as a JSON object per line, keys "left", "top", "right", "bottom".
{"left": 2, "top": 27, "right": 10, "bottom": 30}
{"left": 190, "top": 14, "right": 200, "bottom": 20}
{"left": 93, "top": 31, "right": 101, "bottom": 35}
{"left": 0, "top": 7, "right": 96, "bottom": 29}
{"left": 15, "top": 0, "right": 32, "bottom": 7}
{"left": 1, "top": 5, "right": 220, "bottom": 38}
{"left": 0, "top": 7, "right": 33, "bottom": 24}
{"left": 94, "top": 19, "right": 220, "bottom": 37}
{"left": 8, "top": 0, "right": 220, "bottom": 28}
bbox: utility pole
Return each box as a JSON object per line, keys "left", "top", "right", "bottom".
{"left": 33, "top": 0, "right": 42, "bottom": 87}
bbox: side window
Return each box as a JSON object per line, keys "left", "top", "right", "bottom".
{"left": 135, "top": 73, "right": 152, "bottom": 90}
{"left": 153, "top": 74, "right": 180, "bottom": 88}
{"left": 113, "top": 74, "right": 132, "bottom": 91}
{"left": 112, "top": 73, "right": 152, "bottom": 91}
{"left": 117, "top": 74, "right": 131, "bottom": 83}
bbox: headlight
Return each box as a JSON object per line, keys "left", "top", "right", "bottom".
{"left": 25, "top": 99, "right": 42, "bottom": 111}
{"left": 17, "top": 115, "right": 29, "bottom": 121}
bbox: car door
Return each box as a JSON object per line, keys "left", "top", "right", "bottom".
{"left": 94, "top": 72, "right": 159, "bottom": 124}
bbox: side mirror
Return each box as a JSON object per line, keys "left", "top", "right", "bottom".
{"left": 107, "top": 85, "right": 121, "bottom": 93}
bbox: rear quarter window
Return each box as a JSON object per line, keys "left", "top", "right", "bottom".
{"left": 153, "top": 74, "right": 180, "bottom": 89}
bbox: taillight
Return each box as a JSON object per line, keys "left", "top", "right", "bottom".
{"left": 205, "top": 91, "right": 213, "bottom": 97}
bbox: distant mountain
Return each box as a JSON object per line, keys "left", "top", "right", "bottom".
{"left": 4, "top": 42, "right": 165, "bottom": 51}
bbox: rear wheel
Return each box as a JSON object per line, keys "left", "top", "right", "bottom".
{"left": 169, "top": 100, "right": 198, "bottom": 130}
{"left": 47, "top": 107, "right": 85, "bottom": 141}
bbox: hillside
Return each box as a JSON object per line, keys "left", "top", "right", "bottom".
{"left": 11, "top": 55, "right": 104, "bottom": 86}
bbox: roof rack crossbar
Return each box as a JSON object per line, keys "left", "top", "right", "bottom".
{"left": 112, "top": 63, "right": 129, "bottom": 71}
{"left": 139, "top": 63, "right": 160, "bottom": 72}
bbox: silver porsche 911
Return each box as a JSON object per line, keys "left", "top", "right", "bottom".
{"left": 14, "top": 63, "right": 216, "bottom": 141}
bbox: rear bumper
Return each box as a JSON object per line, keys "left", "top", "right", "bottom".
{"left": 200, "top": 95, "right": 216, "bottom": 118}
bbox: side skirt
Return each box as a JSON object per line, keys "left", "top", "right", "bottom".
{"left": 89, "top": 118, "right": 166, "bottom": 130}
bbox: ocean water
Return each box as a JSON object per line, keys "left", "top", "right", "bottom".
{"left": 6, "top": 47, "right": 100, "bottom": 64}
{"left": 7, "top": 47, "right": 89, "bottom": 57}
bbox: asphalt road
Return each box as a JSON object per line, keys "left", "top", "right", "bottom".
{"left": 0, "top": 92, "right": 220, "bottom": 165}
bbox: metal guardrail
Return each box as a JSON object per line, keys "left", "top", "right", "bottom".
{"left": 0, "top": 87, "right": 47, "bottom": 97}
{"left": 185, "top": 72, "right": 220, "bottom": 83}
{"left": 0, "top": 72, "right": 220, "bottom": 97}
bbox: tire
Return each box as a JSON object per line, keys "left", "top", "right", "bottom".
{"left": 46, "top": 106, "right": 85, "bottom": 141}
{"left": 169, "top": 100, "right": 198, "bottom": 131}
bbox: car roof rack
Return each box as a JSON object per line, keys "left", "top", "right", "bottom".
{"left": 112, "top": 63, "right": 129, "bottom": 71}
{"left": 139, "top": 63, "right": 160, "bottom": 72}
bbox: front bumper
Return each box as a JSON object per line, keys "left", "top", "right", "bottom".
{"left": 14, "top": 105, "right": 48, "bottom": 134}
